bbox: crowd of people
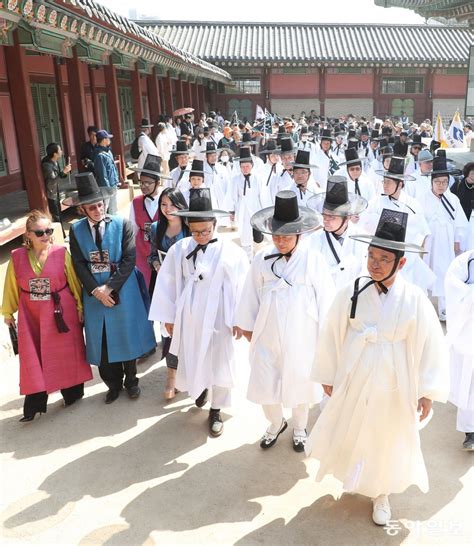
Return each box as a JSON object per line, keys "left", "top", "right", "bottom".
{"left": 2, "top": 109, "right": 473, "bottom": 529}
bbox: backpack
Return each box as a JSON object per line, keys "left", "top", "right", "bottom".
{"left": 130, "top": 136, "right": 141, "bottom": 160}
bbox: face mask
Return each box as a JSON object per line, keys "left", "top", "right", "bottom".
{"left": 221, "top": 155, "right": 229, "bottom": 163}
{"left": 301, "top": 136, "right": 308, "bottom": 142}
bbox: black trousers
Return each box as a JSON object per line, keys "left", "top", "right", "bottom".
{"left": 98, "top": 328, "right": 139, "bottom": 392}
{"left": 23, "top": 384, "right": 84, "bottom": 417}
{"left": 47, "top": 198, "right": 66, "bottom": 237}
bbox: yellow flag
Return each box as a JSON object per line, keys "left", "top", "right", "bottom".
{"left": 433, "top": 112, "right": 449, "bottom": 148}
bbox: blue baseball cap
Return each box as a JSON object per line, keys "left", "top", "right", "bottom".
{"left": 96, "top": 129, "right": 113, "bottom": 141}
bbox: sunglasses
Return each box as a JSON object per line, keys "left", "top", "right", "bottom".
{"left": 29, "top": 228, "right": 54, "bottom": 237}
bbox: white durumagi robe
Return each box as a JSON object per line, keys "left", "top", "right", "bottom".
{"left": 404, "top": 171, "right": 432, "bottom": 201}
{"left": 203, "top": 162, "right": 232, "bottom": 211}
{"left": 421, "top": 190, "right": 469, "bottom": 297}
{"left": 236, "top": 240, "right": 335, "bottom": 408}
{"left": 306, "top": 277, "right": 449, "bottom": 498}
{"left": 149, "top": 237, "right": 249, "bottom": 401}
{"left": 259, "top": 161, "right": 284, "bottom": 208}
{"left": 362, "top": 192, "right": 435, "bottom": 293}
{"left": 229, "top": 171, "right": 263, "bottom": 248}
{"left": 307, "top": 224, "right": 367, "bottom": 290}
{"left": 445, "top": 251, "right": 474, "bottom": 432}
{"left": 288, "top": 180, "right": 323, "bottom": 208}
{"left": 313, "top": 150, "right": 331, "bottom": 191}
{"left": 333, "top": 167, "right": 376, "bottom": 203}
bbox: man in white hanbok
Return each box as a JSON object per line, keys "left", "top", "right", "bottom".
{"left": 229, "top": 148, "right": 265, "bottom": 260}
{"left": 235, "top": 191, "right": 334, "bottom": 451}
{"left": 366, "top": 143, "right": 393, "bottom": 195}
{"left": 136, "top": 118, "right": 160, "bottom": 174}
{"left": 420, "top": 156, "right": 468, "bottom": 320}
{"left": 297, "top": 126, "right": 319, "bottom": 179}
{"left": 149, "top": 188, "right": 248, "bottom": 437}
{"left": 306, "top": 209, "right": 449, "bottom": 527}
{"left": 363, "top": 156, "right": 436, "bottom": 294}
{"left": 335, "top": 148, "right": 375, "bottom": 203}
{"left": 289, "top": 150, "right": 322, "bottom": 208}
{"left": 307, "top": 176, "right": 368, "bottom": 290}
{"left": 259, "top": 140, "right": 283, "bottom": 208}
{"left": 203, "top": 142, "right": 231, "bottom": 211}
{"left": 404, "top": 149, "right": 433, "bottom": 200}
{"left": 168, "top": 141, "right": 191, "bottom": 191}
{"left": 314, "top": 129, "right": 336, "bottom": 191}
{"left": 278, "top": 138, "right": 296, "bottom": 192}
{"left": 445, "top": 250, "right": 474, "bottom": 450}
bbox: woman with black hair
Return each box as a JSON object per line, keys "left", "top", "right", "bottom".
{"left": 148, "top": 187, "right": 190, "bottom": 400}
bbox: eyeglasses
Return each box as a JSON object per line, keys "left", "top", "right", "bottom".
{"left": 139, "top": 180, "right": 157, "bottom": 187}
{"left": 433, "top": 180, "right": 449, "bottom": 187}
{"left": 190, "top": 229, "right": 213, "bottom": 237}
{"left": 29, "top": 228, "right": 54, "bottom": 237}
{"left": 367, "top": 254, "right": 396, "bottom": 266}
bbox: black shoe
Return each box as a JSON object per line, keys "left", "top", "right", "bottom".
{"left": 292, "top": 430, "right": 307, "bottom": 453}
{"left": 64, "top": 395, "right": 84, "bottom": 407}
{"left": 260, "top": 419, "right": 288, "bottom": 449}
{"left": 127, "top": 385, "right": 141, "bottom": 399}
{"left": 463, "top": 432, "right": 474, "bottom": 451}
{"left": 209, "top": 409, "right": 224, "bottom": 437}
{"left": 195, "top": 388, "right": 208, "bottom": 408}
{"left": 105, "top": 389, "right": 120, "bottom": 404}
{"left": 19, "top": 415, "right": 35, "bottom": 422}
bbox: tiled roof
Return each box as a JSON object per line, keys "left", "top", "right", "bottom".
{"left": 374, "top": 1, "right": 474, "bottom": 27}
{"left": 144, "top": 21, "right": 474, "bottom": 67}
{"left": 52, "top": 2, "right": 231, "bottom": 82}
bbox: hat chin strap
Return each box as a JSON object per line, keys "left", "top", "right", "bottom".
{"left": 264, "top": 235, "right": 300, "bottom": 286}
{"left": 350, "top": 253, "right": 400, "bottom": 319}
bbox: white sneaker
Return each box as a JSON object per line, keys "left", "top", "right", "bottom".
{"left": 372, "top": 494, "right": 391, "bottom": 526}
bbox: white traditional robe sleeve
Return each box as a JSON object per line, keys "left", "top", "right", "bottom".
{"left": 306, "top": 277, "right": 449, "bottom": 499}
{"left": 445, "top": 251, "right": 474, "bottom": 432}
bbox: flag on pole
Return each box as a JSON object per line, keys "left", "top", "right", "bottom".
{"left": 230, "top": 110, "right": 240, "bottom": 125}
{"left": 433, "top": 112, "right": 449, "bottom": 148}
{"left": 447, "top": 111, "right": 465, "bottom": 148}
{"left": 255, "top": 104, "right": 264, "bottom": 120}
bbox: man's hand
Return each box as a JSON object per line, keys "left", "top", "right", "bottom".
{"left": 77, "top": 309, "right": 84, "bottom": 324}
{"left": 63, "top": 164, "right": 72, "bottom": 175}
{"left": 152, "top": 261, "right": 161, "bottom": 272}
{"left": 322, "top": 384, "right": 333, "bottom": 397}
{"left": 165, "top": 323, "right": 174, "bottom": 337}
{"left": 417, "top": 397, "right": 432, "bottom": 422}
{"left": 4, "top": 317, "right": 16, "bottom": 327}
{"left": 92, "top": 285, "right": 115, "bottom": 307}
{"left": 233, "top": 326, "right": 244, "bottom": 340}
{"left": 242, "top": 330, "right": 252, "bottom": 342}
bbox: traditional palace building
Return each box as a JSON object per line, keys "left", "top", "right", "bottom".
{"left": 0, "top": 0, "right": 230, "bottom": 231}
{"left": 148, "top": 21, "right": 473, "bottom": 122}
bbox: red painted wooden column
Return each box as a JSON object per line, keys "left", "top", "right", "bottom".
{"left": 162, "top": 73, "right": 174, "bottom": 116}
{"left": 66, "top": 49, "right": 88, "bottom": 167}
{"left": 54, "top": 60, "right": 73, "bottom": 162}
{"left": 424, "top": 69, "right": 434, "bottom": 123}
{"left": 199, "top": 83, "right": 206, "bottom": 114}
{"left": 104, "top": 59, "right": 126, "bottom": 178}
{"left": 175, "top": 77, "right": 184, "bottom": 110}
{"left": 193, "top": 82, "right": 201, "bottom": 115}
{"left": 147, "top": 68, "right": 162, "bottom": 126}
{"left": 183, "top": 80, "right": 192, "bottom": 107}
{"left": 319, "top": 68, "right": 326, "bottom": 117}
{"left": 4, "top": 31, "right": 48, "bottom": 211}
{"left": 263, "top": 68, "right": 271, "bottom": 111}
{"left": 372, "top": 68, "right": 381, "bottom": 118}
{"left": 131, "top": 63, "right": 144, "bottom": 131}
{"left": 89, "top": 65, "right": 101, "bottom": 127}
